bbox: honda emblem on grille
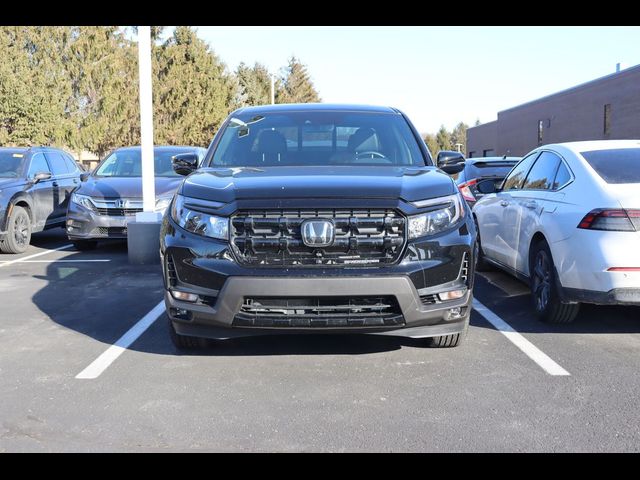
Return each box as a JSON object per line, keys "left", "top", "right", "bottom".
{"left": 115, "top": 199, "right": 129, "bottom": 209}
{"left": 301, "top": 219, "right": 335, "bottom": 247}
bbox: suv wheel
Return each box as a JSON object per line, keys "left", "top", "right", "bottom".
{"left": 168, "top": 318, "right": 209, "bottom": 349}
{"left": 426, "top": 312, "right": 469, "bottom": 348}
{"left": 530, "top": 240, "right": 580, "bottom": 323}
{"left": 0, "top": 206, "right": 31, "bottom": 254}
{"left": 72, "top": 240, "right": 98, "bottom": 251}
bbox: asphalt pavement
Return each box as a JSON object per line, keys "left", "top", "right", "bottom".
{"left": 1, "top": 228, "right": 639, "bottom": 452}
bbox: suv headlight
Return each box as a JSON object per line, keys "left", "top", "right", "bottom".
{"left": 408, "top": 193, "right": 465, "bottom": 239}
{"left": 71, "top": 193, "right": 95, "bottom": 210}
{"left": 170, "top": 194, "right": 229, "bottom": 240}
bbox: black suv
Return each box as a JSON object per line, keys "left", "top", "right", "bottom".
{"left": 0, "top": 147, "right": 83, "bottom": 253}
{"left": 161, "top": 104, "right": 476, "bottom": 349}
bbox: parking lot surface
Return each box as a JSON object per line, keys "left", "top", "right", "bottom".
{"left": 1, "top": 229, "right": 640, "bottom": 452}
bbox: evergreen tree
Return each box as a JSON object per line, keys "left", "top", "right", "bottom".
{"left": 154, "top": 26, "right": 236, "bottom": 146}
{"left": 236, "top": 62, "right": 271, "bottom": 106}
{"left": 276, "top": 56, "right": 321, "bottom": 104}
{"left": 450, "top": 121, "right": 468, "bottom": 153}
{"left": 474, "top": 118, "right": 481, "bottom": 126}
{"left": 435, "top": 125, "right": 452, "bottom": 151}
{"left": 67, "top": 26, "right": 140, "bottom": 157}
{"left": 0, "top": 26, "right": 74, "bottom": 147}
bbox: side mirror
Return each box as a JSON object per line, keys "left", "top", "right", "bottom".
{"left": 33, "top": 171, "right": 52, "bottom": 183}
{"left": 80, "top": 172, "right": 90, "bottom": 182}
{"left": 476, "top": 178, "right": 498, "bottom": 194}
{"left": 172, "top": 153, "right": 199, "bottom": 176}
{"left": 436, "top": 150, "right": 465, "bottom": 175}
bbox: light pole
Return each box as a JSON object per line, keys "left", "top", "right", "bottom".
{"left": 128, "top": 25, "right": 162, "bottom": 264}
{"left": 270, "top": 73, "right": 275, "bottom": 105}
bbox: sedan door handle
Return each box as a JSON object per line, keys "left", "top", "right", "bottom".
{"left": 500, "top": 200, "right": 509, "bottom": 207}
{"left": 73, "top": 178, "right": 79, "bottom": 184}
{"left": 524, "top": 201, "right": 538, "bottom": 209}
{"left": 52, "top": 181, "right": 59, "bottom": 187}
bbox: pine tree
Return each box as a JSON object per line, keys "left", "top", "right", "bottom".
{"left": 236, "top": 62, "right": 271, "bottom": 106}
{"left": 450, "top": 121, "right": 468, "bottom": 153}
{"left": 0, "top": 26, "right": 74, "bottom": 147}
{"left": 275, "top": 56, "right": 321, "bottom": 104}
{"left": 67, "top": 26, "right": 140, "bottom": 157}
{"left": 435, "top": 125, "right": 452, "bottom": 151}
{"left": 154, "top": 26, "right": 236, "bottom": 146}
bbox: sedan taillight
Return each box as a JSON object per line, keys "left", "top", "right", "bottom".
{"left": 578, "top": 209, "right": 640, "bottom": 232}
{"left": 458, "top": 179, "right": 477, "bottom": 202}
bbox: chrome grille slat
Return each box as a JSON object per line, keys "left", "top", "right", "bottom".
{"left": 231, "top": 209, "right": 406, "bottom": 266}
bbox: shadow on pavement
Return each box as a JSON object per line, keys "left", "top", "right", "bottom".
{"left": 30, "top": 242, "right": 425, "bottom": 356}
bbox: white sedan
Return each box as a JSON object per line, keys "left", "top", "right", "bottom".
{"left": 472, "top": 140, "right": 640, "bottom": 323}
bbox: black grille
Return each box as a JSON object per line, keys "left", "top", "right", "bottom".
{"left": 231, "top": 209, "right": 405, "bottom": 266}
{"left": 90, "top": 227, "right": 127, "bottom": 236}
{"left": 420, "top": 294, "right": 440, "bottom": 306}
{"left": 233, "top": 296, "right": 404, "bottom": 328}
{"left": 460, "top": 252, "right": 469, "bottom": 284}
{"left": 96, "top": 207, "right": 143, "bottom": 216}
{"left": 165, "top": 255, "right": 177, "bottom": 288}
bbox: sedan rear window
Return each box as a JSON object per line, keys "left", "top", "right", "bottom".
{"left": 581, "top": 148, "right": 640, "bottom": 184}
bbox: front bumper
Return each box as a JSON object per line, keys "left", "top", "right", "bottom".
{"left": 161, "top": 210, "right": 476, "bottom": 340}
{"left": 66, "top": 202, "right": 130, "bottom": 239}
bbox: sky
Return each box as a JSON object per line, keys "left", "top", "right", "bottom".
{"left": 187, "top": 26, "right": 640, "bottom": 134}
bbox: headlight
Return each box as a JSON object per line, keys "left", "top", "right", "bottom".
{"left": 154, "top": 196, "right": 173, "bottom": 214}
{"left": 71, "top": 193, "right": 95, "bottom": 210}
{"left": 170, "top": 194, "right": 228, "bottom": 240}
{"left": 408, "top": 193, "right": 465, "bottom": 239}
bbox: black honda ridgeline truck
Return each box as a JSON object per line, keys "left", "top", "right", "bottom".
{"left": 161, "top": 104, "right": 476, "bottom": 349}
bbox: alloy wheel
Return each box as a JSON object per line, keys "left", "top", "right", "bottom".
{"left": 532, "top": 250, "right": 551, "bottom": 312}
{"left": 14, "top": 215, "right": 29, "bottom": 248}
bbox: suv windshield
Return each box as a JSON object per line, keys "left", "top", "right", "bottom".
{"left": 95, "top": 148, "right": 197, "bottom": 177}
{"left": 210, "top": 111, "right": 426, "bottom": 167}
{"left": 0, "top": 152, "right": 26, "bottom": 178}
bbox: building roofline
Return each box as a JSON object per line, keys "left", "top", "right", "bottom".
{"left": 499, "top": 63, "right": 640, "bottom": 114}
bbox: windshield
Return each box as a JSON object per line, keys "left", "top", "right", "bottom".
{"left": 95, "top": 148, "right": 198, "bottom": 177}
{"left": 210, "top": 111, "right": 426, "bottom": 167}
{"left": 581, "top": 148, "right": 640, "bottom": 184}
{"left": 0, "top": 152, "right": 27, "bottom": 178}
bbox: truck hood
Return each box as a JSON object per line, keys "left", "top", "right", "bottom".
{"left": 76, "top": 176, "right": 183, "bottom": 199}
{"left": 180, "top": 166, "right": 455, "bottom": 203}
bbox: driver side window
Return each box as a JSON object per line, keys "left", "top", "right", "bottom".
{"left": 502, "top": 152, "right": 539, "bottom": 191}
{"left": 28, "top": 153, "right": 51, "bottom": 178}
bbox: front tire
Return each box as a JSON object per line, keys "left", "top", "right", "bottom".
{"left": 0, "top": 206, "right": 31, "bottom": 254}
{"left": 168, "top": 318, "right": 209, "bottom": 349}
{"left": 530, "top": 240, "right": 580, "bottom": 323}
{"left": 426, "top": 313, "right": 469, "bottom": 348}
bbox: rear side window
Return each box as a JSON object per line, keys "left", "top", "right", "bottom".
{"left": 45, "top": 152, "right": 70, "bottom": 176}
{"left": 553, "top": 161, "right": 572, "bottom": 189}
{"left": 502, "top": 153, "right": 539, "bottom": 191}
{"left": 28, "top": 153, "right": 51, "bottom": 177}
{"left": 522, "top": 151, "right": 561, "bottom": 190}
{"left": 63, "top": 153, "right": 80, "bottom": 173}
{"left": 581, "top": 148, "right": 640, "bottom": 184}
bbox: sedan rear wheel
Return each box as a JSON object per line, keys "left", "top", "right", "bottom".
{"left": 530, "top": 240, "right": 580, "bottom": 324}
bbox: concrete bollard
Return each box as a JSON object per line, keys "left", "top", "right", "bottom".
{"left": 127, "top": 212, "right": 163, "bottom": 265}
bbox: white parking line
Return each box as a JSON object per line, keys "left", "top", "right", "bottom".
{"left": 0, "top": 244, "right": 73, "bottom": 268}
{"left": 473, "top": 298, "right": 570, "bottom": 376}
{"left": 0, "top": 259, "right": 111, "bottom": 263}
{"left": 76, "top": 300, "right": 165, "bottom": 380}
